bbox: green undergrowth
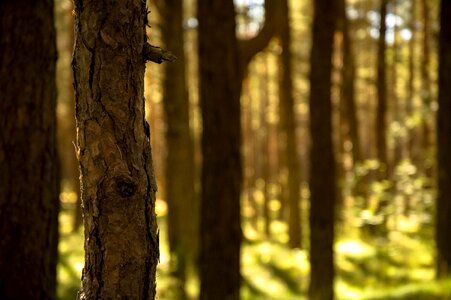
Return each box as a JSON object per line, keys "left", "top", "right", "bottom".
{"left": 57, "top": 198, "right": 451, "bottom": 300}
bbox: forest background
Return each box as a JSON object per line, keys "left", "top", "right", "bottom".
{"left": 2, "top": 0, "right": 451, "bottom": 299}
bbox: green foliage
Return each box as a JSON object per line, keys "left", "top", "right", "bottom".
{"left": 57, "top": 206, "right": 451, "bottom": 300}
{"left": 57, "top": 201, "right": 83, "bottom": 300}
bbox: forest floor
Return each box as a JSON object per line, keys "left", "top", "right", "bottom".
{"left": 57, "top": 191, "right": 451, "bottom": 300}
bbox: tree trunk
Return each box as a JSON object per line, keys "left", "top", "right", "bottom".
{"left": 376, "top": 0, "right": 389, "bottom": 180}
{"left": 261, "top": 55, "right": 272, "bottom": 237}
{"left": 0, "top": 1, "right": 59, "bottom": 299}
{"left": 278, "top": 0, "right": 302, "bottom": 249}
{"left": 157, "top": 0, "right": 198, "bottom": 297}
{"left": 308, "top": 0, "right": 338, "bottom": 298}
{"left": 338, "top": 0, "right": 361, "bottom": 165}
{"left": 391, "top": 1, "right": 403, "bottom": 171}
{"left": 72, "top": 1, "right": 159, "bottom": 298}
{"left": 436, "top": 0, "right": 451, "bottom": 279}
{"left": 198, "top": 1, "right": 242, "bottom": 299}
{"left": 421, "top": 0, "right": 433, "bottom": 177}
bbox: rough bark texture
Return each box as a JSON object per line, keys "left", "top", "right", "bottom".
{"left": 436, "top": 0, "right": 451, "bottom": 279}
{"left": 278, "top": 0, "right": 302, "bottom": 249}
{"left": 198, "top": 0, "right": 242, "bottom": 299}
{"left": 72, "top": 1, "right": 159, "bottom": 298}
{"left": 308, "top": 0, "right": 337, "bottom": 298}
{"left": 157, "top": 0, "right": 198, "bottom": 297}
{"left": 0, "top": 0, "right": 59, "bottom": 299}
{"left": 376, "top": 0, "right": 389, "bottom": 180}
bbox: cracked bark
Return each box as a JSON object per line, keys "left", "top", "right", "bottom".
{"left": 72, "top": 1, "right": 159, "bottom": 298}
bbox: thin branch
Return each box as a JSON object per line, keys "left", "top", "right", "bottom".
{"left": 143, "top": 43, "right": 177, "bottom": 64}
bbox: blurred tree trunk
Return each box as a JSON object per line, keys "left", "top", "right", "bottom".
{"left": 277, "top": 0, "right": 302, "bottom": 249}
{"left": 261, "top": 56, "right": 272, "bottom": 237}
{"left": 338, "top": 0, "right": 361, "bottom": 166}
{"left": 391, "top": 1, "right": 403, "bottom": 171}
{"left": 403, "top": 0, "right": 417, "bottom": 216}
{"left": 156, "top": 0, "right": 198, "bottom": 297}
{"left": 376, "top": 0, "right": 389, "bottom": 180}
{"left": 242, "top": 76, "right": 258, "bottom": 228}
{"left": 421, "top": 0, "right": 433, "bottom": 177}
{"left": 337, "top": 0, "right": 367, "bottom": 198}
{"left": 308, "top": 0, "right": 337, "bottom": 298}
{"left": 72, "top": 1, "right": 159, "bottom": 298}
{"left": 0, "top": 1, "right": 59, "bottom": 299}
{"left": 197, "top": 1, "right": 242, "bottom": 299}
{"left": 198, "top": 1, "right": 278, "bottom": 298}
{"left": 436, "top": 0, "right": 451, "bottom": 279}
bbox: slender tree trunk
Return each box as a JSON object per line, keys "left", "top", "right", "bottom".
{"left": 198, "top": 1, "right": 242, "bottom": 298}
{"left": 421, "top": 0, "right": 433, "bottom": 177}
{"left": 391, "top": 1, "right": 403, "bottom": 171}
{"left": 376, "top": 0, "right": 389, "bottom": 180}
{"left": 436, "top": 0, "right": 451, "bottom": 279}
{"left": 157, "top": 1, "right": 198, "bottom": 297}
{"left": 0, "top": 1, "right": 59, "bottom": 299}
{"left": 72, "top": 1, "right": 159, "bottom": 298}
{"left": 403, "top": 0, "right": 416, "bottom": 216}
{"left": 278, "top": 0, "right": 302, "bottom": 249}
{"left": 338, "top": 0, "right": 366, "bottom": 198}
{"left": 308, "top": 0, "right": 338, "bottom": 298}
{"left": 261, "top": 56, "right": 272, "bottom": 237}
{"left": 339, "top": 0, "right": 361, "bottom": 165}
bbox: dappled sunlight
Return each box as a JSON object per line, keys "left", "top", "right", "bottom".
{"left": 337, "top": 239, "right": 376, "bottom": 258}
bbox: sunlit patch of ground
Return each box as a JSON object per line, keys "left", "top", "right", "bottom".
{"left": 57, "top": 191, "right": 451, "bottom": 300}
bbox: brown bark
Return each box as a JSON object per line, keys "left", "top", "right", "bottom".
{"left": 421, "top": 0, "right": 433, "bottom": 177}
{"left": 436, "top": 0, "right": 451, "bottom": 279}
{"left": 308, "top": 0, "right": 338, "bottom": 298}
{"left": 156, "top": 0, "right": 198, "bottom": 297}
{"left": 391, "top": 2, "right": 403, "bottom": 170}
{"left": 278, "top": 0, "right": 302, "bottom": 249}
{"left": 376, "top": 0, "right": 389, "bottom": 180}
{"left": 0, "top": 1, "right": 59, "bottom": 299}
{"left": 72, "top": 1, "right": 159, "bottom": 298}
{"left": 406, "top": 0, "right": 417, "bottom": 164}
{"left": 338, "top": 0, "right": 362, "bottom": 165}
{"left": 197, "top": 1, "right": 242, "bottom": 299}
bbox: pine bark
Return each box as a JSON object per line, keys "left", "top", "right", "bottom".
{"left": 308, "top": 0, "right": 338, "bottom": 298}
{"left": 72, "top": 1, "right": 159, "bottom": 298}
{"left": 436, "top": 0, "right": 451, "bottom": 279}
{"left": 0, "top": 0, "right": 59, "bottom": 299}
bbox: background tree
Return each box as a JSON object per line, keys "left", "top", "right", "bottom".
{"left": 308, "top": 0, "right": 338, "bottom": 298}
{"left": 436, "top": 0, "right": 451, "bottom": 279}
{"left": 155, "top": 0, "right": 198, "bottom": 297}
{"left": 277, "top": 0, "right": 302, "bottom": 249}
{"left": 72, "top": 0, "right": 159, "bottom": 298}
{"left": 197, "top": 0, "right": 242, "bottom": 298}
{"left": 338, "top": 0, "right": 363, "bottom": 182}
{"left": 0, "top": 0, "right": 59, "bottom": 299}
{"left": 376, "top": 0, "right": 389, "bottom": 180}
